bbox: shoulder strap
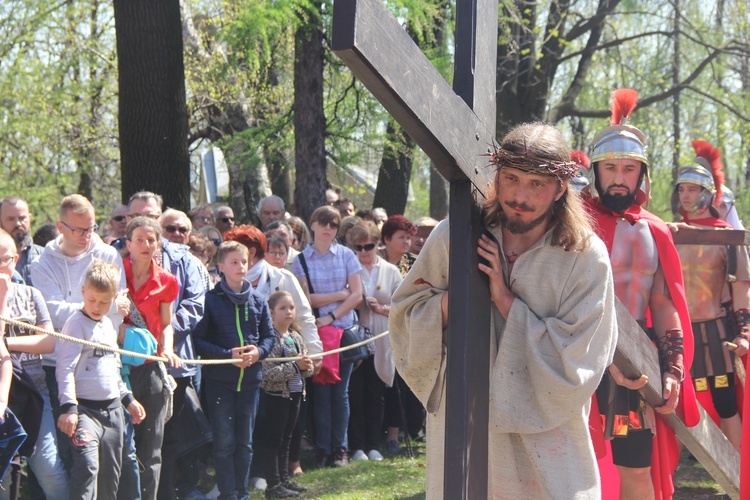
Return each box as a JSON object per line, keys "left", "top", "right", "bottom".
{"left": 298, "top": 253, "right": 320, "bottom": 318}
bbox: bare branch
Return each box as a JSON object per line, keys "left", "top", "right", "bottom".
{"left": 559, "top": 30, "right": 672, "bottom": 63}
{"left": 565, "top": 0, "right": 622, "bottom": 42}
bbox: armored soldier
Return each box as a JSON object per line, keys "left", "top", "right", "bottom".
{"left": 583, "top": 89, "right": 700, "bottom": 499}
{"left": 670, "top": 140, "right": 749, "bottom": 451}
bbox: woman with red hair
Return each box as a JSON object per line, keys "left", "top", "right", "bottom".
{"left": 379, "top": 215, "right": 416, "bottom": 276}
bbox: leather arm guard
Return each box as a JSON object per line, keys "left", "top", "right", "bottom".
{"left": 657, "top": 328, "right": 685, "bottom": 382}
{"left": 734, "top": 308, "right": 750, "bottom": 342}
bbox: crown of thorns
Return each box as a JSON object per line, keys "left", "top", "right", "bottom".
{"left": 485, "top": 144, "right": 579, "bottom": 182}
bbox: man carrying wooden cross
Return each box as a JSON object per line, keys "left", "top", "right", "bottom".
{"left": 390, "top": 122, "right": 618, "bottom": 498}
{"left": 583, "top": 89, "right": 700, "bottom": 500}
{"left": 670, "top": 140, "right": 750, "bottom": 452}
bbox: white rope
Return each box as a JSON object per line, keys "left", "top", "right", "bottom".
{"left": 0, "top": 315, "right": 388, "bottom": 365}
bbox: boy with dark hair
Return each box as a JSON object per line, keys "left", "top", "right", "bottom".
{"left": 56, "top": 260, "right": 146, "bottom": 499}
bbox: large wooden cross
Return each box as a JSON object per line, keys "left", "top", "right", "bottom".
{"left": 332, "top": 1, "right": 740, "bottom": 498}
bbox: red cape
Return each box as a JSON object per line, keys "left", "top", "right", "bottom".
{"left": 585, "top": 196, "right": 700, "bottom": 500}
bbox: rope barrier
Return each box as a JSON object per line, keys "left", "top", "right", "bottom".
{"left": 0, "top": 314, "right": 388, "bottom": 365}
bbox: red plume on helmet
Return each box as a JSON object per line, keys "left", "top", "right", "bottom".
{"left": 692, "top": 140, "right": 724, "bottom": 205}
{"left": 610, "top": 89, "right": 639, "bottom": 126}
{"left": 570, "top": 150, "right": 590, "bottom": 172}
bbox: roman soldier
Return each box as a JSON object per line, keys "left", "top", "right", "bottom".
{"left": 671, "top": 140, "right": 750, "bottom": 451}
{"left": 583, "top": 89, "right": 700, "bottom": 499}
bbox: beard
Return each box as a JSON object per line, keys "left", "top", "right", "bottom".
{"left": 498, "top": 201, "right": 555, "bottom": 235}
{"left": 12, "top": 231, "right": 30, "bottom": 250}
{"left": 599, "top": 189, "right": 636, "bottom": 213}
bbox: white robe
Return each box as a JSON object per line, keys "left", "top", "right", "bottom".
{"left": 389, "top": 219, "right": 618, "bottom": 499}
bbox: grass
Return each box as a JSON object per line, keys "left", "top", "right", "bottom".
{"left": 673, "top": 449, "right": 729, "bottom": 499}
{"left": 245, "top": 442, "right": 427, "bottom": 499}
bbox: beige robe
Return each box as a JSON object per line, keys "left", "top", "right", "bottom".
{"left": 356, "top": 256, "right": 403, "bottom": 387}
{"left": 389, "top": 219, "right": 618, "bottom": 499}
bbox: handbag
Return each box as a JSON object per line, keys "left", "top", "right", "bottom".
{"left": 339, "top": 323, "right": 371, "bottom": 364}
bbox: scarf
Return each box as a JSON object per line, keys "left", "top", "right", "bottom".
{"left": 219, "top": 276, "right": 254, "bottom": 305}
{"left": 247, "top": 259, "right": 271, "bottom": 299}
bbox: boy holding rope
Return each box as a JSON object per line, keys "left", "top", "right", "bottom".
{"left": 56, "top": 260, "right": 146, "bottom": 499}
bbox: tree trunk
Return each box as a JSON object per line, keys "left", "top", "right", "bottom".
{"left": 373, "top": 119, "right": 415, "bottom": 215}
{"left": 293, "top": 2, "right": 327, "bottom": 223}
{"left": 114, "top": 0, "right": 190, "bottom": 210}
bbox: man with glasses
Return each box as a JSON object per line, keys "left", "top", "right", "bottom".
{"left": 161, "top": 209, "right": 192, "bottom": 246}
{"left": 0, "top": 196, "right": 44, "bottom": 285}
{"left": 121, "top": 191, "right": 208, "bottom": 500}
{"left": 213, "top": 205, "right": 236, "bottom": 235}
{"left": 30, "top": 194, "right": 128, "bottom": 493}
{"left": 104, "top": 204, "right": 128, "bottom": 244}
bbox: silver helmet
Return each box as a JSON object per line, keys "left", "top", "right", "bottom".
{"left": 670, "top": 165, "right": 716, "bottom": 216}
{"left": 590, "top": 89, "right": 650, "bottom": 203}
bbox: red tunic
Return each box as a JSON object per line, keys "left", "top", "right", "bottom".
{"left": 124, "top": 256, "right": 179, "bottom": 346}
{"left": 585, "top": 196, "right": 700, "bottom": 500}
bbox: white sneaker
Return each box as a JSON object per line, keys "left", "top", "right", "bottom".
{"left": 367, "top": 449, "right": 384, "bottom": 461}
{"left": 248, "top": 477, "right": 267, "bottom": 490}
{"left": 351, "top": 449, "right": 369, "bottom": 461}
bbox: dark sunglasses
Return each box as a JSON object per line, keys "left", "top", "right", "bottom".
{"left": 111, "top": 215, "right": 126, "bottom": 222}
{"left": 211, "top": 238, "right": 221, "bottom": 247}
{"left": 354, "top": 243, "right": 376, "bottom": 252}
{"left": 164, "top": 225, "right": 189, "bottom": 235}
{"left": 319, "top": 221, "right": 339, "bottom": 229}
{"left": 220, "top": 217, "right": 235, "bottom": 223}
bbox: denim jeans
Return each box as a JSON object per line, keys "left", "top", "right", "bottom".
{"left": 31, "top": 389, "right": 70, "bottom": 498}
{"left": 0, "top": 388, "right": 69, "bottom": 500}
{"left": 313, "top": 361, "right": 353, "bottom": 455}
{"left": 117, "top": 411, "right": 140, "bottom": 500}
{"left": 205, "top": 380, "right": 260, "bottom": 500}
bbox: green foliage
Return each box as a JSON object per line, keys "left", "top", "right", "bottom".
{"left": 0, "top": 0, "right": 120, "bottom": 225}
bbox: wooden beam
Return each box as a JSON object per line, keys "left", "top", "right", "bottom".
{"left": 671, "top": 227, "right": 750, "bottom": 246}
{"left": 445, "top": 181, "right": 491, "bottom": 499}
{"left": 331, "top": 0, "right": 495, "bottom": 190}
{"left": 612, "top": 299, "right": 740, "bottom": 498}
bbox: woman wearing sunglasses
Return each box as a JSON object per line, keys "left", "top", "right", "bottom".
{"left": 292, "top": 205, "right": 362, "bottom": 468}
{"left": 347, "top": 221, "right": 402, "bottom": 462}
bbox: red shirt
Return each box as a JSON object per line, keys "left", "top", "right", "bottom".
{"left": 124, "top": 257, "right": 179, "bottom": 344}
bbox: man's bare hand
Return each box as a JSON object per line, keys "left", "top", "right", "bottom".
{"left": 477, "top": 234, "right": 514, "bottom": 318}
{"left": 655, "top": 372, "right": 680, "bottom": 414}
{"left": 608, "top": 364, "right": 648, "bottom": 390}
{"left": 666, "top": 222, "right": 691, "bottom": 233}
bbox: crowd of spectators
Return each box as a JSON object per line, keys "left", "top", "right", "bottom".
{"left": 0, "top": 190, "right": 438, "bottom": 499}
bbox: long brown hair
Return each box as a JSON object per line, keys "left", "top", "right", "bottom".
{"left": 268, "top": 291, "right": 301, "bottom": 334}
{"left": 483, "top": 122, "right": 593, "bottom": 251}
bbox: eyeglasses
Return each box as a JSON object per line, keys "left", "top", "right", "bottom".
{"left": 219, "top": 217, "right": 235, "bottom": 223}
{"left": 353, "top": 243, "right": 376, "bottom": 252}
{"left": 0, "top": 255, "right": 15, "bottom": 267}
{"left": 111, "top": 215, "right": 126, "bottom": 222}
{"left": 164, "top": 225, "right": 190, "bottom": 235}
{"left": 319, "top": 221, "right": 339, "bottom": 229}
{"left": 128, "top": 213, "right": 160, "bottom": 220}
{"left": 210, "top": 238, "right": 221, "bottom": 247}
{"left": 60, "top": 220, "right": 99, "bottom": 237}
